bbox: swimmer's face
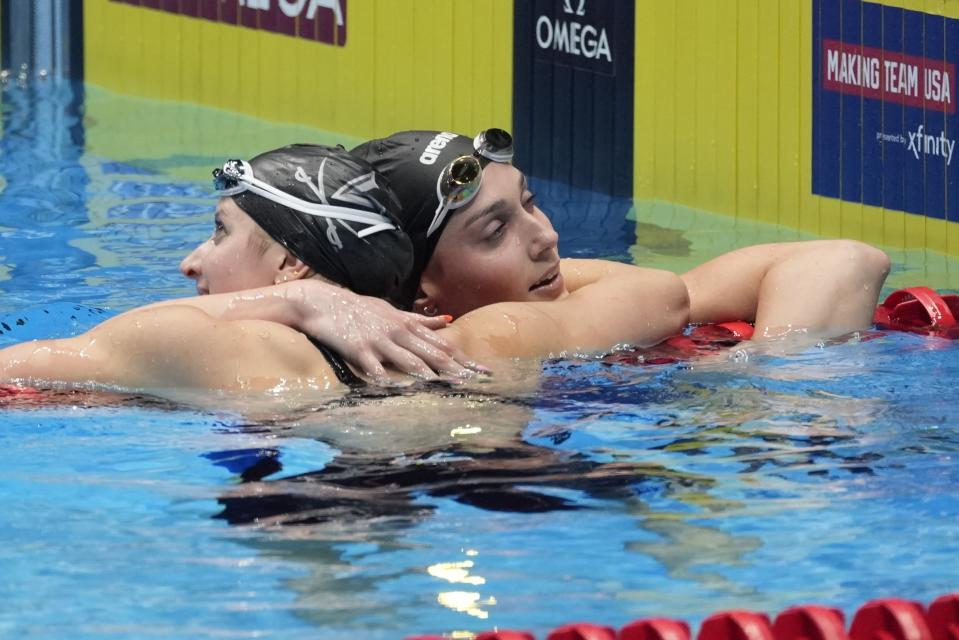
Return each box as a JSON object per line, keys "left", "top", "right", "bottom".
{"left": 179, "top": 198, "right": 288, "bottom": 295}
{"left": 416, "top": 163, "right": 566, "bottom": 318}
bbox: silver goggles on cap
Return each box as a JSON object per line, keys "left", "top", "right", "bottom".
{"left": 427, "top": 128, "right": 515, "bottom": 237}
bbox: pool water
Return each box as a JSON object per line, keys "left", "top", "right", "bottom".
{"left": 1, "top": 81, "right": 958, "bottom": 640}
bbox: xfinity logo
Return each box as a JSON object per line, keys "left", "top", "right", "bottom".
{"left": 907, "top": 125, "right": 955, "bottom": 166}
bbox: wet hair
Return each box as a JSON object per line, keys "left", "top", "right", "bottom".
{"left": 351, "top": 131, "right": 478, "bottom": 307}
{"left": 231, "top": 144, "right": 413, "bottom": 302}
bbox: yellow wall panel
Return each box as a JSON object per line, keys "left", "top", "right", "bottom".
{"left": 777, "top": 0, "right": 801, "bottom": 233}
{"left": 195, "top": 16, "right": 219, "bottom": 110}
{"left": 693, "top": 0, "right": 718, "bottom": 214}
{"left": 882, "top": 207, "right": 906, "bottom": 249}
{"left": 178, "top": 13, "right": 200, "bottom": 107}
{"left": 158, "top": 8, "right": 177, "bottom": 102}
{"left": 652, "top": 1, "right": 677, "bottom": 202}
{"left": 634, "top": 1, "right": 657, "bottom": 199}
{"left": 861, "top": 205, "right": 886, "bottom": 247}
{"left": 949, "top": 217, "right": 959, "bottom": 253}
{"left": 818, "top": 192, "right": 842, "bottom": 239}
{"left": 674, "top": 2, "right": 698, "bottom": 208}
{"left": 905, "top": 211, "right": 928, "bottom": 249}
{"left": 840, "top": 200, "right": 865, "bottom": 241}
{"left": 372, "top": 4, "right": 401, "bottom": 132}
{"left": 756, "top": 0, "right": 780, "bottom": 226}
{"left": 735, "top": 0, "right": 760, "bottom": 221}
{"left": 927, "top": 218, "right": 948, "bottom": 253}
{"left": 714, "top": 0, "right": 739, "bottom": 218}
{"left": 450, "top": 3, "right": 475, "bottom": 134}
{"left": 797, "top": 0, "right": 821, "bottom": 237}
{"left": 84, "top": 0, "right": 512, "bottom": 142}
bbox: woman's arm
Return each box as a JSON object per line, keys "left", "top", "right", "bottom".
{"left": 0, "top": 306, "right": 337, "bottom": 392}
{"left": 442, "top": 260, "right": 690, "bottom": 359}
{"left": 558, "top": 258, "right": 649, "bottom": 293}
{"left": 681, "top": 240, "right": 890, "bottom": 338}
{"left": 138, "top": 279, "right": 484, "bottom": 381}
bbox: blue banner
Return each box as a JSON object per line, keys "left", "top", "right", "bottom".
{"left": 513, "top": 0, "right": 635, "bottom": 197}
{"left": 813, "top": 0, "right": 959, "bottom": 221}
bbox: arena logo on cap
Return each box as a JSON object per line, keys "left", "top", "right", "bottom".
{"left": 419, "top": 132, "right": 458, "bottom": 166}
{"left": 111, "top": 0, "right": 348, "bottom": 47}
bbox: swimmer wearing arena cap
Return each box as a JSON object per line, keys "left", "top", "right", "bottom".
{"left": 351, "top": 129, "right": 891, "bottom": 358}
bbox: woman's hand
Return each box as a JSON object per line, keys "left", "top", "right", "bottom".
{"left": 197, "top": 279, "right": 487, "bottom": 383}
{"left": 288, "top": 285, "right": 488, "bottom": 383}
{"left": 141, "top": 280, "right": 489, "bottom": 382}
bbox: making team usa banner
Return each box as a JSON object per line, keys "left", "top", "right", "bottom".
{"left": 813, "top": 0, "right": 958, "bottom": 220}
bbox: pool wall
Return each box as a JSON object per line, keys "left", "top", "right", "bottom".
{"left": 82, "top": 0, "right": 959, "bottom": 255}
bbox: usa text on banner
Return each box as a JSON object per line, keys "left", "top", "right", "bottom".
{"left": 109, "top": 0, "right": 347, "bottom": 47}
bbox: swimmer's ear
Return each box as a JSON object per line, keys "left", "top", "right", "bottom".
{"left": 274, "top": 252, "right": 313, "bottom": 284}
{"left": 412, "top": 286, "right": 439, "bottom": 316}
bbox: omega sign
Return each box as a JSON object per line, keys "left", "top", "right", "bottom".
{"left": 111, "top": 0, "right": 347, "bottom": 47}
{"left": 533, "top": 0, "right": 615, "bottom": 74}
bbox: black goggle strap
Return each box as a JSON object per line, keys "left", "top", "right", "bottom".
{"left": 212, "top": 159, "right": 396, "bottom": 238}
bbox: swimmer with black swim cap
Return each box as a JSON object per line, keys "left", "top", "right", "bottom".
{"left": 0, "top": 143, "right": 478, "bottom": 393}
{"left": 351, "top": 129, "right": 692, "bottom": 355}
{"left": 188, "top": 144, "right": 413, "bottom": 385}
{"left": 203, "top": 143, "right": 412, "bottom": 303}
{"left": 352, "top": 129, "right": 512, "bottom": 309}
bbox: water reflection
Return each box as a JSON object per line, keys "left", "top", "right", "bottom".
{"left": 184, "top": 337, "right": 913, "bottom": 632}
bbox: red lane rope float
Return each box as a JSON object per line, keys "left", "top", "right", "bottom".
{"left": 616, "top": 286, "right": 959, "bottom": 370}
{"left": 698, "top": 611, "right": 774, "bottom": 640}
{"left": 773, "top": 606, "right": 847, "bottom": 640}
{"left": 606, "top": 321, "right": 757, "bottom": 367}
{"left": 0, "top": 383, "right": 44, "bottom": 406}
{"left": 849, "top": 599, "right": 931, "bottom": 640}
{"left": 403, "top": 593, "right": 959, "bottom": 640}
{"left": 620, "top": 618, "right": 691, "bottom": 640}
{"left": 0, "top": 383, "right": 41, "bottom": 396}
{"left": 874, "top": 287, "right": 959, "bottom": 338}
{"left": 476, "top": 632, "right": 536, "bottom": 640}
{"left": 546, "top": 623, "right": 617, "bottom": 640}
{"left": 928, "top": 594, "right": 959, "bottom": 640}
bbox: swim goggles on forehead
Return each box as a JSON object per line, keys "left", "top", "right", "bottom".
{"left": 212, "top": 159, "right": 397, "bottom": 238}
{"left": 427, "top": 128, "right": 514, "bottom": 237}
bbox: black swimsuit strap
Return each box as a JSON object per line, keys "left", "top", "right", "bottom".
{"left": 306, "top": 336, "right": 366, "bottom": 388}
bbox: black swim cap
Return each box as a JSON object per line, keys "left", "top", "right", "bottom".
{"left": 221, "top": 144, "right": 413, "bottom": 301}
{"left": 351, "top": 131, "right": 479, "bottom": 305}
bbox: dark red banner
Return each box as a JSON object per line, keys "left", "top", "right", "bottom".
{"left": 822, "top": 38, "right": 954, "bottom": 114}
{"left": 113, "top": 0, "right": 347, "bottom": 47}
